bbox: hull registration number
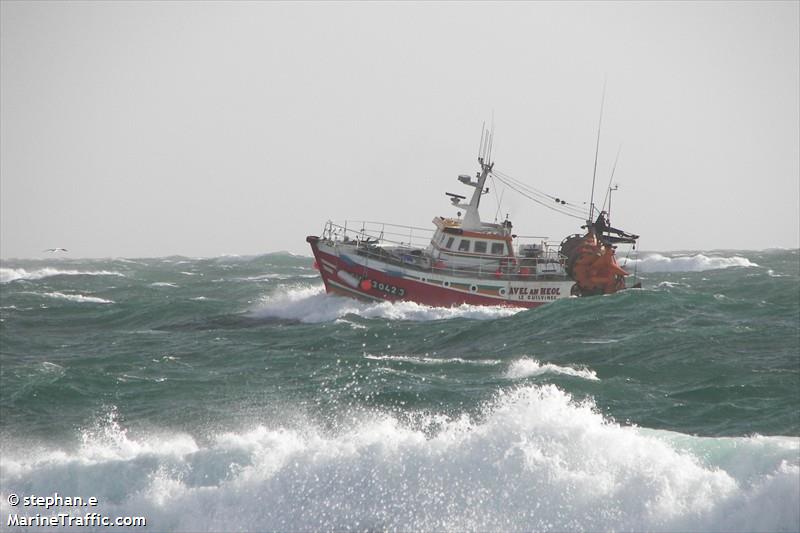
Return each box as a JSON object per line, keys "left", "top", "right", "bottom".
{"left": 372, "top": 280, "right": 406, "bottom": 297}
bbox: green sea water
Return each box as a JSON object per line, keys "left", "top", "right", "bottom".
{"left": 1, "top": 249, "right": 798, "bottom": 531}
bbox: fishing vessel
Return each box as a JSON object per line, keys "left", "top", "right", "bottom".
{"left": 306, "top": 128, "right": 639, "bottom": 308}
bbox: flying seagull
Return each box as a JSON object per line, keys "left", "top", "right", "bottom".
{"left": 43, "top": 248, "right": 68, "bottom": 253}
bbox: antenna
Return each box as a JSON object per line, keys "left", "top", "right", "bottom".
{"left": 588, "top": 78, "right": 607, "bottom": 221}
{"left": 601, "top": 144, "right": 622, "bottom": 213}
{"left": 478, "top": 122, "right": 494, "bottom": 165}
{"left": 478, "top": 122, "right": 485, "bottom": 160}
{"left": 488, "top": 111, "right": 495, "bottom": 164}
{"left": 607, "top": 184, "right": 619, "bottom": 219}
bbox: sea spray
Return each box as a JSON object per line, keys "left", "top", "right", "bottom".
{"left": 1, "top": 250, "right": 798, "bottom": 531}
{"left": 1, "top": 386, "right": 797, "bottom": 531}
{"left": 505, "top": 356, "right": 599, "bottom": 381}
{"left": 627, "top": 252, "right": 758, "bottom": 273}
{"left": 250, "top": 286, "right": 522, "bottom": 323}
{"left": 0, "top": 267, "right": 126, "bottom": 283}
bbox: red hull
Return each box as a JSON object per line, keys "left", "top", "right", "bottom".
{"left": 306, "top": 236, "right": 560, "bottom": 309}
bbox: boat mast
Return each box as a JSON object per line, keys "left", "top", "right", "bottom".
{"left": 601, "top": 144, "right": 622, "bottom": 216}
{"left": 450, "top": 125, "right": 494, "bottom": 230}
{"left": 588, "top": 80, "right": 607, "bottom": 225}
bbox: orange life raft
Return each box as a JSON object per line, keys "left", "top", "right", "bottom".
{"left": 561, "top": 232, "right": 629, "bottom": 295}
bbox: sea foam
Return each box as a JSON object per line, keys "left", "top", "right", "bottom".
{"left": 0, "top": 267, "right": 125, "bottom": 283}
{"left": 250, "top": 286, "right": 523, "bottom": 323}
{"left": 627, "top": 253, "right": 758, "bottom": 273}
{"left": 40, "top": 291, "right": 114, "bottom": 304}
{"left": 505, "top": 356, "right": 599, "bottom": 381}
{"left": 364, "top": 353, "right": 502, "bottom": 366}
{"left": 1, "top": 386, "right": 796, "bottom": 532}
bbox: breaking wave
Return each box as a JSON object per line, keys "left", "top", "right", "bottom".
{"left": 627, "top": 253, "right": 758, "bottom": 273}
{"left": 249, "top": 286, "right": 523, "bottom": 323}
{"left": 0, "top": 268, "right": 125, "bottom": 283}
{"left": 505, "top": 357, "right": 599, "bottom": 381}
{"left": 233, "top": 273, "right": 320, "bottom": 282}
{"left": 1, "top": 386, "right": 796, "bottom": 532}
{"left": 40, "top": 291, "right": 114, "bottom": 304}
{"left": 364, "top": 353, "right": 502, "bottom": 366}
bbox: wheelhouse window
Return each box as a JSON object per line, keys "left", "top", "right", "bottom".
{"left": 491, "top": 242, "right": 505, "bottom": 255}
{"left": 446, "top": 237, "right": 455, "bottom": 249}
{"left": 458, "top": 239, "right": 471, "bottom": 252}
{"left": 474, "top": 241, "right": 488, "bottom": 254}
{"left": 439, "top": 233, "right": 447, "bottom": 244}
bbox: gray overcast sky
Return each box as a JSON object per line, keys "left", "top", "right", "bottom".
{"left": 1, "top": 1, "right": 798, "bottom": 259}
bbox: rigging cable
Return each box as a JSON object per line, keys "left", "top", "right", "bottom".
{"left": 488, "top": 172, "right": 506, "bottom": 223}
{"left": 492, "top": 170, "right": 587, "bottom": 213}
{"left": 620, "top": 237, "right": 639, "bottom": 287}
{"left": 491, "top": 170, "right": 587, "bottom": 218}
{"left": 492, "top": 169, "right": 585, "bottom": 208}
{"left": 491, "top": 174, "right": 585, "bottom": 220}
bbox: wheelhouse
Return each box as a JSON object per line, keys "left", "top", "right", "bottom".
{"left": 428, "top": 216, "right": 514, "bottom": 268}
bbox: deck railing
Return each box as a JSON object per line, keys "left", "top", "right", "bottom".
{"left": 323, "top": 220, "right": 434, "bottom": 249}
{"left": 321, "top": 220, "right": 568, "bottom": 280}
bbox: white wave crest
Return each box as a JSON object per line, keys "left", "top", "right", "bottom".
{"left": 505, "top": 356, "right": 599, "bottom": 381}
{"left": 149, "top": 282, "right": 179, "bottom": 288}
{"left": 1, "top": 387, "right": 797, "bottom": 532}
{"left": 766, "top": 269, "right": 789, "bottom": 278}
{"left": 365, "top": 353, "right": 502, "bottom": 366}
{"left": 249, "top": 286, "right": 522, "bottom": 323}
{"left": 234, "top": 273, "right": 320, "bottom": 282}
{"left": 0, "top": 267, "right": 125, "bottom": 283}
{"left": 40, "top": 291, "right": 114, "bottom": 304}
{"left": 656, "top": 280, "right": 690, "bottom": 288}
{"left": 626, "top": 253, "right": 758, "bottom": 273}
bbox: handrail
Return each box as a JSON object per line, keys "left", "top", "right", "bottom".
{"left": 321, "top": 219, "right": 568, "bottom": 280}
{"left": 350, "top": 220, "right": 435, "bottom": 233}
{"left": 324, "top": 220, "right": 432, "bottom": 248}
